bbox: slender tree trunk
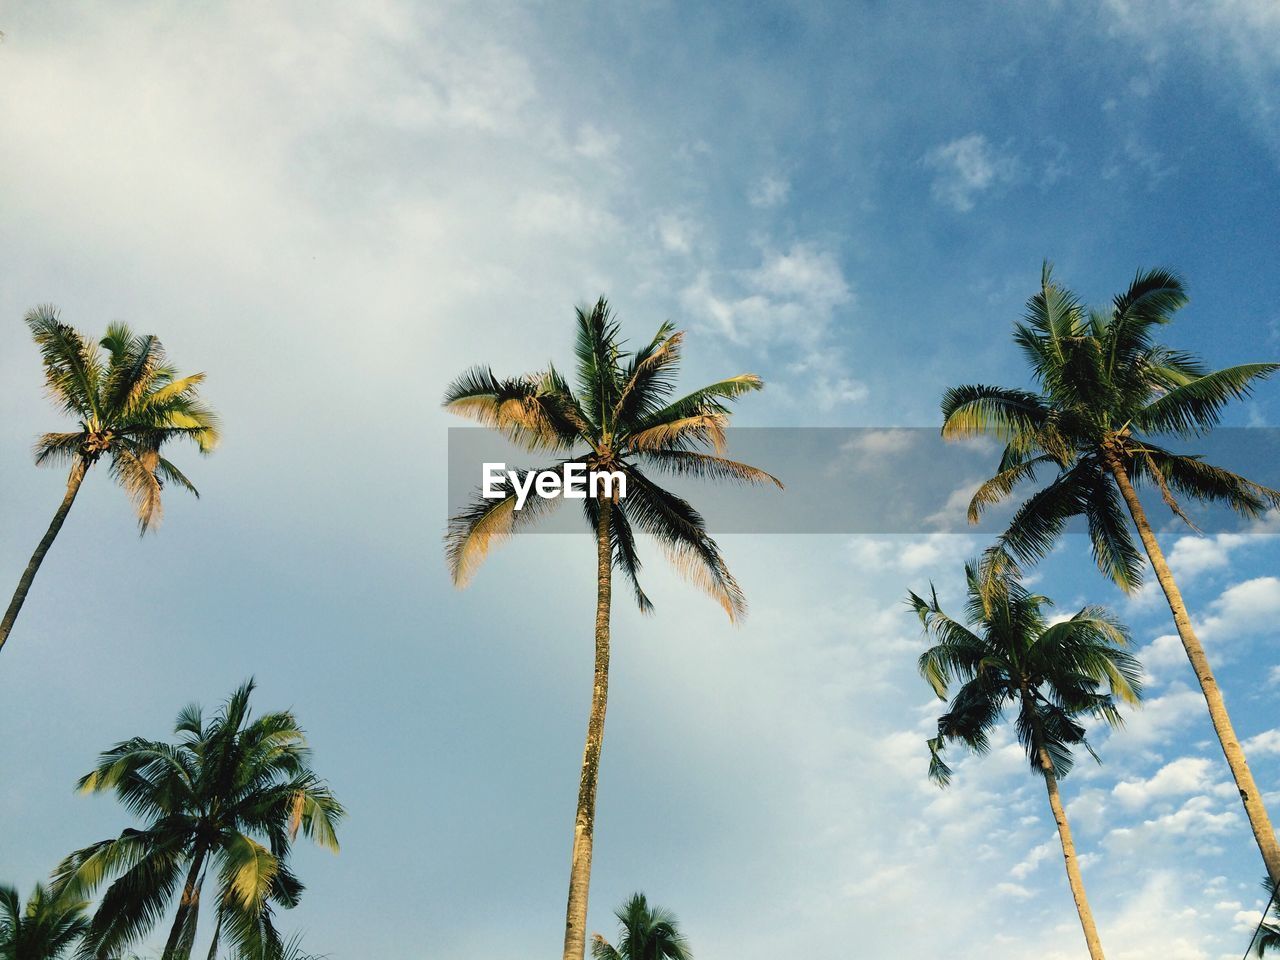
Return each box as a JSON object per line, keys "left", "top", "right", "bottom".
{"left": 1104, "top": 449, "right": 1280, "bottom": 882}
{"left": 204, "top": 906, "right": 223, "bottom": 960}
{"left": 161, "top": 848, "right": 206, "bottom": 960}
{"left": 562, "top": 496, "right": 613, "bottom": 960}
{"left": 1037, "top": 745, "right": 1106, "bottom": 960}
{"left": 0, "top": 459, "right": 88, "bottom": 656}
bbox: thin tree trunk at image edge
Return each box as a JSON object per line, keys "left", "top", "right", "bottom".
{"left": 1105, "top": 450, "right": 1280, "bottom": 883}
{"left": 0, "top": 459, "right": 88, "bottom": 656}
{"left": 562, "top": 496, "right": 613, "bottom": 960}
{"left": 1038, "top": 745, "right": 1106, "bottom": 960}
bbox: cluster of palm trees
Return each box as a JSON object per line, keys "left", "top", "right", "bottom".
{"left": 4, "top": 267, "right": 1280, "bottom": 958}
{"left": 1, "top": 681, "right": 342, "bottom": 960}
{"left": 444, "top": 271, "right": 1280, "bottom": 958}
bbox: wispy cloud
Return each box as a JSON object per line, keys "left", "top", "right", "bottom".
{"left": 923, "top": 134, "right": 1022, "bottom": 212}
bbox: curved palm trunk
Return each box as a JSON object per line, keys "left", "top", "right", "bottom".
{"left": 562, "top": 497, "right": 613, "bottom": 960}
{"left": 0, "top": 459, "right": 88, "bottom": 656}
{"left": 1104, "top": 451, "right": 1280, "bottom": 882}
{"left": 161, "top": 849, "right": 206, "bottom": 960}
{"left": 1037, "top": 745, "right": 1106, "bottom": 960}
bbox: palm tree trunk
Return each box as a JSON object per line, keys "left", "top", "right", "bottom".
{"left": 1037, "top": 745, "right": 1106, "bottom": 960}
{"left": 161, "top": 849, "right": 206, "bottom": 960}
{"left": 0, "top": 459, "right": 88, "bottom": 657}
{"left": 204, "top": 906, "right": 223, "bottom": 960}
{"left": 1104, "top": 450, "right": 1280, "bottom": 882}
{"left": 562, "top": 496, "right": 613, "bottom": 960}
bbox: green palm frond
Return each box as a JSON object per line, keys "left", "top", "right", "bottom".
{"left": 1081, "top": 466, "right": 1145, "bottom": 593}
{"left": 1135, "top": 444, "right": 1280, "bottom": 518}
{"left": 25, "top": 305, "right": 103, "bottom": 420}
{"left": 1136, "top": 363, "right": 1280, "bottom": 436}
{"left": 940, "top": 384, "right": 1049, "bottom": 441}
{"left": 623, "top": 467, "right": 746, "bottom": 621}
{"left": 574, "top": 298, "right": 622, "bottom": 432}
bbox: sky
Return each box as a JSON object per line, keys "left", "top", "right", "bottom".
{"left": 2, "top": 1, "right": 1280, "bottom": 958}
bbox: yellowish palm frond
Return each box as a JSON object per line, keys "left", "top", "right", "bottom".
{"left": 627, "top": 413, "right": 728, "bottom": 454}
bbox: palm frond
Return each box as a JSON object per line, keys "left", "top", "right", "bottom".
{"left": 940, "top": 384, "right": 1049, "bottom": 441}
{"left": 1137, "top": 363, "right": 1280, "bottom": 436}
{"left": 635, "top": 449, "right": 782, "bottom": 488}
{"left": 444, "top": 468, "right": 564, "bottom": 586}
{"left": 623, "top": 467, "right": 746, "bottom": 621}
{"left": 25, "top": 304, "right": 103, "bottom": 420}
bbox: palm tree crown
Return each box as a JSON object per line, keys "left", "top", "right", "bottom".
{"left": 591, "top": 893, "right": 692, "bottom": 960}
{"left": 0, "top": 883, "right": 89, "bottom": 960}
{"left": 27, "top": 306, "right": 220, "bottom": 531}
{"left": 444, "top": 297, "right": 779, "bottom": 619}
{"left": 911, "top": 549, "right": 1142, "bottom": 785}
{"left": 54, "top": 680, "right": 343, "bottom": 960}
{"left": 941, "top": 264, "right": 1280, "bottom": 590}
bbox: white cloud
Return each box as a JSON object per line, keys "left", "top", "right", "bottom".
{"left": 848, "top": 533, "right": 983, "bottom": 575}
{"left": 1201, "top": 576, "right": 1280, "bottom": 639}
{"left": 1112, "top": 757, "right": 1223, "bottom": 809}
{"left": 748, "top": 173, "right": 791, "bottom": 209}
{"left": 1243, "top": 729, "right": 1280, "bottom": 756}
{"left": 1108, "top": 685, "right": 1205, "bottom": 754}
{"left": 654, "top": 212, "right": 698, "bottom": 255}
{"left": 679, "top": 243, "right": 862, "bottom": 410}
{"left": 923, "top": 134, "right": 1022, "bottom": 212}
{"left": 572, "top": 122, "right": 620, "bottom": 160}
{"left": 841, "top": 429, "right": 917, "bottom": 460}
{"left": 1166, "top": 532, "right": 1248, "bottom": 579}
{"left": 1010, "top": 837, "right": 1057, "bottom": 879}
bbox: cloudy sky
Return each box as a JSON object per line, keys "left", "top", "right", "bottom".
{"left": 2, "top": 2, "right": 1280, "bottom": 958}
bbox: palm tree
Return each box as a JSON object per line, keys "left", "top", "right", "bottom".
{"left": 443, "top": 298, "right": 778, "bottom": 960}
{"left": 590, "top": 893, "right": 692, "bottom": 960}
{"left": 1, "top": 307, "right": 219, "bottom": 658}
{"left": 53, "top": 680, "right": 344, "bottom": 960}
{"left": 941, "top": 264, "right": 1280, "bottom": 882}
{"left": 1252, "top": 877, "right": 1280, "bottom": 956}
{"left": 0, "top": 883, "right": 89, "bottom": 960}
{"left": 910, "top": 548, "right": 1142, "bottom": 960}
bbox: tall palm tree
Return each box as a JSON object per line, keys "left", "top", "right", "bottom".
{"left": 910, "top": 549, "right": 1142, "bottom": 960}
{"left": 941, "top": 264, "right": 1280, "bottom": 881}
{"left": 1, "top": 307, "right": 219, "bottom": 658}
{"left": 443, "top": 298, "right": 778, "bottom": 960}
{"left": 590, "top": 893, "right": 692, "bottom": 960}
{"left": 0, "top": 883, "right": 89, "bottom": 960}
{"left": 53, "top": 680, "right": 344, "bottom": 960}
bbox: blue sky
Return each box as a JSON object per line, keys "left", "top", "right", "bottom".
{"left": 2, "top": 2, "right": 1280, "bottom": 958}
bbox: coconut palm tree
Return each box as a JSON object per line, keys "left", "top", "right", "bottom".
{"left": 941, "top": 264, "right": 1280, "bottom": 881}
{"left": 1, "top": 307, "right": 219, "bottom": 658}
{"left": 443, "top": 298, "right": 778, "bottom": 960}
{"left": 910, "top": 548, "right": 1142, "bottom": 960}
{"left": 590, "top": 893, "right": 692, "bottom": 960}
{"left": 0, "top": 883, "right": 89, "bottom": 960}
{"left": 53, "top": 680, "right": 344, "bottom": 960}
